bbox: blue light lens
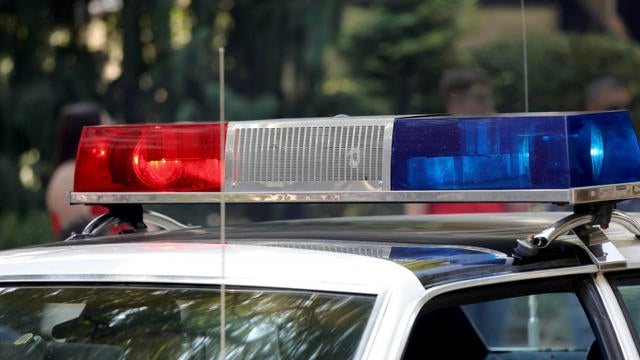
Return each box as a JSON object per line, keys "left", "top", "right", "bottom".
{"left": 391, "top": 111, "right": 640, "bottom": 190}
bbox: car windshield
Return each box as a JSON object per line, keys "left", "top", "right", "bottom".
{"left": 0, "top": 286, "right": 375, "bottom": 359}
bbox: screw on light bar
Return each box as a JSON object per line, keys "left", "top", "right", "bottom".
{"left": 74, "top": 123, "right": 227, "bottom": 192}
{"left": 71, "top": 111, "right": 640, "bottom": 204}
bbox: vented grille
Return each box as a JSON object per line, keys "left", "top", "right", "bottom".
{"left": 231, "top": 125, "right": 385, "bottom": 183}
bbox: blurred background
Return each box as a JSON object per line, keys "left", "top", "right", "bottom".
{"left": 1, "top": 0, "right": 639, "bottom": 247}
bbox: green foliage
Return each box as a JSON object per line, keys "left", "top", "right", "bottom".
{"left": 0, "top": 0, "right": 348, "bottom": 243}
{"left": 472, "top": 33, "right": 640, "bottom": 120}
{"left": 3, "top": 1, "right": 640, "bottom": 247}
{"left": 0, "top": 211, "right": 53, "bottom": 249}
{"left": 339, "top": 0, "right": 475, "bottom": 114}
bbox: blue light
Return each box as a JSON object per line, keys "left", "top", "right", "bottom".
{"left": 391, "top": 111, "right": 640, "bottom": 190}
{"left": 589, "top": 124, "right": 604, "bottom": 181}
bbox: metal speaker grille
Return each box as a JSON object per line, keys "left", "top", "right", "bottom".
{"left": 230, "top": 124, "right": 386, "bottom": 189}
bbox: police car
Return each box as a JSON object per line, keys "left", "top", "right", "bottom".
{"left": 1, "top": 111, "right": 640, "bottom": 359}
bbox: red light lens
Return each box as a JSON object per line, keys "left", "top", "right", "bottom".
{"left": 74, "top": 123, "right": 227, "bottom": 192}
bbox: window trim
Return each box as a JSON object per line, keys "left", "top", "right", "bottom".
{"left": 604, "top": 270, "right": 640, "bottom": 358}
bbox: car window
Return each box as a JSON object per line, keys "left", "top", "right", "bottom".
{"left": 617, "top": 284, "right": 640, "bottom": 334}
{"left": 463, "top": 294, "right": 593, "bottom": 350}
{"left": 403, "top": 280, "right": 604, "bottom": 360}
{"left": 0, "top": 286, "right": 375, "bottom": 359}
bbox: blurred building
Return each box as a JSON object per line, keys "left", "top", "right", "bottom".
{"left": 560, "top": 0, "right": 639, "bottom": 40}
{"left": 460, "top": 0, "right": 639, "bottom": 49}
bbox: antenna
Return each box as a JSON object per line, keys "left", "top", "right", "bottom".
{"left": 520, "top": 0, "right": 538, "bottom": 346}
{"left": 218, "top": 46, "right": 226, "bottom": 360}
{"left": 520, "top": 0, "right": 529, "bottom": 113}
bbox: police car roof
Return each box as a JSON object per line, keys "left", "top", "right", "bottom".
{"left": 11, "top": 212, "right": 628, "bottom": 289}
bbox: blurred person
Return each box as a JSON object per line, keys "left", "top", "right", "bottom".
{"left": 404, "top": 68, "right": 527, "bottom": 215}
{"left": 585, "top": 76, "right": 630, "bottom": 111}
{"left": 441, "top": 67, "right": 495, "bottom": 115}
{"left": 46, "top": 101, "right": 113, "bottom": 240}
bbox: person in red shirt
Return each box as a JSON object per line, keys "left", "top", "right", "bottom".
{"left": 404, "top": 68, "right": 526, "bottom": 215}
{"left": 46, "top": 101, "right": 113, "bottom": 239}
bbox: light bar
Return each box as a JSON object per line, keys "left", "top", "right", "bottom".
{"left": 71, "top": 111, "right": 640, "bottom": 204}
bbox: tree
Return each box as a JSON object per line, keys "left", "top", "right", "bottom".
{"left": 339, "top": 0, "right": 474, "bottom": 115}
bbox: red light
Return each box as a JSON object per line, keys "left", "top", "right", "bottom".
{"left": 74, "top": 123, "right": 227, "bottom": 192}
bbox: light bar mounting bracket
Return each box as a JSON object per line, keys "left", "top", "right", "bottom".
{"left": 514, "top": 202, "right": 640, "bottom": 266}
